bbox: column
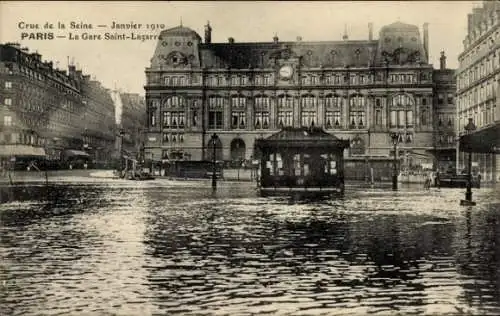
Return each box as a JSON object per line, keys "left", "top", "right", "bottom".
{"left": 382, "top": 96, "right": 387, "bottom": 128}
{"left": 317, "top": 92, "right": 324, "bottom": 127}
{"left": 294, "top": 95, "right": 301, "bottom": 128}
{"left": 270, "top": 94, "right": 277, "bottom": 130}
{"left": 365, "top": 93, "right": 371, "bottom": 129}
{"left": 494, "top": 154, "right": 499, "bottom": 183}
{"left": 224, "top": 95, "right": 231, "bottom": 130}
{"left": 343, "top": 93, "right": 349, "bottom": 129}
{"left": 247, "top": 96, "right": 254, "bottom": 131}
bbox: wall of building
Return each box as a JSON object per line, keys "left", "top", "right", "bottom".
{"left": 144, "top": 22, "right": 455, "bottom": 180}
{"left": 457, "top": 1, "right": 500, "bottom": 182}
{"left": 0, "top": 43, "right": 116, "bottom": 168}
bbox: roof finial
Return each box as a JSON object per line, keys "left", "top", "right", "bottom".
{"left": 342, "top": 24, "right": 348, "bottom": 41}
{"left": 180, "top": 17, "right": 183, "bottom": 27}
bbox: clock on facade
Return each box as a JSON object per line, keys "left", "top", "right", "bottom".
{"left": 279, "top": 65, "right": 293, "bottom": 79}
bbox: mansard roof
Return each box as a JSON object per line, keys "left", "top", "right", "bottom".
{"left": 199, "top": 40, "right": 378, "bottom": 69}
{"left": 381, "top": 21, "right": 420, "bottom": 31}
{"left": 161, "top": 25, "right": 202, "bottom": 41}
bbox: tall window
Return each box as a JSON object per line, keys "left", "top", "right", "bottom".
{"left": 375, "top": 109, "right": 382, "bottom": 126}
{"left": 254, "top": 96, "right": 270, "bottom": 129}
{"left": 163, "top": 96, "right": 185, "bottom": 129}
{"left": 437, "top": 93, "right": 444, "bottom": 105}
{"left": 406, "top": 110, "right": 413, "bottom": 127}
{"left": 301, "top": 95, "right": 317, "bottom": 127}
{"left": 325, "top": 95, "right": 342, "bottom": 128}
{"left": 5, "top": 82, "right": 12, "bottom": 89}
{"left": 277, "top": 95, "right": 295, "bottom": 127}
{"left": 3, "top": 115, "right": 12, "bottom": 126}
{"left": 447, "top": 93, "right": 454, "bottom": 104}
{"left": 162, "top": 111, "right": 184, "bottom": 128}
{"left": 389, "top": 94, "right": 414, "bottom": 128}
{"left": 325, "top": 74, "right": 334, "bottom": 85}
{"left": 231, "top": 76, "right": 240, "bottom": 86}
{"left": 208, "top": 96, "right": 224, "bottom": 129}
{"left": 349, "top": 95, "right": 366, "bottom": 128}
{"left": 150, "top": 111, "right": 156, "bottom": 127}
{"left": 421, "top": 108, "right": 428, "bottom": 126}
{"left": 192, "top": 107, "right": 199, "bottom": 127}
{"left": 231, "top": 96, "right": 246, "bottom": 129}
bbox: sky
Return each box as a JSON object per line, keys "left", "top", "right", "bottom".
{"left": 1, "top": 1, "right": 477, "bottom": 96}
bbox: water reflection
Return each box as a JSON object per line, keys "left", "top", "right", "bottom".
{"left": 1, "top": 181, "right": 499, "bottom": 315}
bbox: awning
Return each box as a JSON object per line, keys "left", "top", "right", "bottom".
{"left": 64, "top": 149, "right": 90, "bottom": 157}
{"left": 0, "top": 145, "right": 46, "bottom": 157}
{"left": 459, "top": 122, "right": 500, "bottom": 153}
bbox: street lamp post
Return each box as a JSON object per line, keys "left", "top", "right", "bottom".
{"left": 461, "top": 118, "right": 476, "bottom": 206}
{"left": 391, "top": 133, "right": 399, "bottom": 191}
{"left": 210, "top": 133, "right": 218, "bottom": 191}
{"left": 119, "top": 128, "right": 125, "bottom": 173}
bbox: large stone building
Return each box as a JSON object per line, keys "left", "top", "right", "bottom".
{"left": 0, "top": 43, "right": 116, "bottom": 168}
{"left": 457, "top": 1, "right": 500, "bottom": 183}
{"left": 144, "top": 21, "right": 456, "bottom": 179}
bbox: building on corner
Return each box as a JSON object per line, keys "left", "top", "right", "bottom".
{"left": 0, "top": 43, "right": 116, "bottom": 169}
{"left": 456, "top": 1, "right": 500, "bottom": 183}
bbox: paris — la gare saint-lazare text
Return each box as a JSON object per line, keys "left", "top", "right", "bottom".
{"left": 17, "top": 20, "right": 164, "bottom": 41}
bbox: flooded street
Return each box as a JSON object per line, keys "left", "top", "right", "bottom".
{"left": 1, "top": 179, "right": 500, "bottom": 315}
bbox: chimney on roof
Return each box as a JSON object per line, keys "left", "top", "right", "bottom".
{"left": 31, "top": 52, "right": 41, "bottom": 61}
{"left": 68, "top": 64, "right": 76, "bottom": 77}
{"left": 468, "top": 13, "right": 474, "bottom": 34}
{"left": 342, "top": 24, "right": 348, "bottom": 41}
{"left": 296, "top": 36, "right": 302, "bottom": 42}
{"left": 423, "top": 23, "right": 429, "bottom": 62}
{"left": 273, "top": 33, "right": 279, "bottom": 43}
{"left": 228, "top": 37, "right": 234, "bottom": 43}
{"left": 368, "top": 22, "right": 373, "bottom": 41}
{"left": 204, "top": 21, "right": 212, "bottom": 44}
{"left": 440, "top": 51, "right": 447, "bottom": 70}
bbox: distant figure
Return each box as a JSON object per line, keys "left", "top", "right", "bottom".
{"left": 69, "top": 164, "right": 73, "bottom": 170}
{"left": 423, "top": 172, "right": 432, "bottom": 190}
{"left": 84, "top": 163, "right": 88, "bottom": 169}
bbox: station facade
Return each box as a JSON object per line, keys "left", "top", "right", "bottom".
{"left": 144, "top": 21, "right": 456, "bottom": 180}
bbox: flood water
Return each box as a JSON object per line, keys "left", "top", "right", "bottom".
{"left": 1, "top": 178, "right": 500, "bottom": 315}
